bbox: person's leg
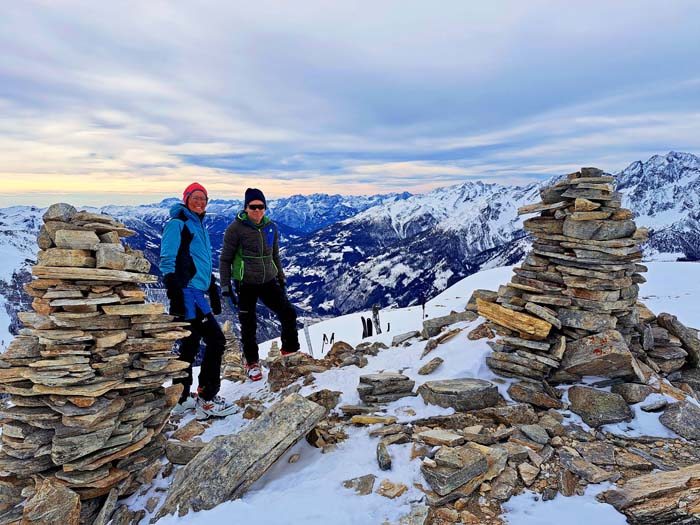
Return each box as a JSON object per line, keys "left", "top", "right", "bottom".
{"left": 237, "top": 282, "right": 261, "bottom": 364}
{"left": 174, "top": 321, "right": 203, "bottom": 403}
{"left": 196, "top": 312, "right": 226, "bottom": 400}
{"left": 259, "top": 280, "right": 300, "bottom": 352}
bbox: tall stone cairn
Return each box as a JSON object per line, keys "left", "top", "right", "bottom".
{"left": 474, "top": 167, "right": 696, "bottom": 383}
{"left": 0, "top": 203, "right": 190, "bottom": 508}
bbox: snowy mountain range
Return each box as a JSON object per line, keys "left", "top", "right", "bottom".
{"left": 0, "top": 151, "right": 698, "bottom": 345}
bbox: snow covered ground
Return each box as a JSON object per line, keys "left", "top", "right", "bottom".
{"left": 93, "top": 262, "right": 700, "bottom": 523}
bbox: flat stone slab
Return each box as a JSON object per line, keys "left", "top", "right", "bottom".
{"left": 562, "top": 217, "right": 636, "bottom": 240}
{"left": 421, "top": 447, "right": 487, "bottom": 496}
{"left": 558, "top": 309, "right": 617, "bottom": 332}
{"left": 422, "top": 311, "right": 477, "bottom": 339}
{"left": 561, "top": 330, "right": 635, "bottom": 378}
{"left": 155, "top": 394, "right": 326, "bottom": 519}
{"left": 418, "top": 378, "right": 501, "bottom": 411}
{"left": 567, "top": 386, "right": 633, "bottom": 427}
{"left": 416, "top": 429, "right": 465, "bottom": 447}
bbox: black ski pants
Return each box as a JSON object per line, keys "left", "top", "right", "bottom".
{"left": 237, "top": 279, "right": 299, "bottom": 364}
{"left": 174, "top": 311, "right": 225, "bottom": 402}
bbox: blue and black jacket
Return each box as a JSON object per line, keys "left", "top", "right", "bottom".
{"left": 159, "top": 203, "right": 213, "bottom": 291}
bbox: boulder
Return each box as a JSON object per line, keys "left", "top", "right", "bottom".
{"left": 567, "top": 386, "right": 632, "bottom": 427}
{"left": 657, "top": 313, "right": 700, "bottom": 366}
{"left": 561, "top": 330, "right": 635, "bottom": 378}
{"left": 659, "top": 400, "right": 700, "bottom": 440}
{"left": 418, "top": 378, "right": 501, "bottom": 411}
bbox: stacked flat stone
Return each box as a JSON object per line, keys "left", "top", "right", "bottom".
{"left": 221, "top": 320, "right": 246, "bottom": 381}
{"left": 477, "top": 168, "right": 652, "bottom": 382}
{"left": 0, "top": 203, "right": 189, "bottom": 504}
{"left": 357, "top": 373, "right": 417, "bottom": 404}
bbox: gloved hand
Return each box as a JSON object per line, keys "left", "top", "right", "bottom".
{"left": 221, "top": 284, "right": 238, "bottom": 312}
{"left": 163, "top": 273, "right": 185, "bottom": 318}
{"left": 208, "top": 274, "right": 222, "bottom": 315}
{"left": 277, "top": 276, "right": 286, "bottom": 294}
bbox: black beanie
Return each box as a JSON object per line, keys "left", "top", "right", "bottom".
{"left": 244, "top": 188, "right": 266, "bottom": 207}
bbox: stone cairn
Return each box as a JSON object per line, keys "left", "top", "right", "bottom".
{"left": 221, "top": 320, "right": 246, "bottom": 382}
{"left": 0, "top": 203, "right": 190, "bottom": 517}
{"left": 469, "top": 167, "right": 700, "bottom": 434}
{"left": 472, "top": 167, "right": 681, "bottom": 383}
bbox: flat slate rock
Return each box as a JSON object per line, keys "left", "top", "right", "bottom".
{"left": 562, "top": 217, "right": 636, "bottom": 241}
{"left": 567, "top": 386, "right": 632, "bottom": 427}
{"left": 155, "top": 394, "right": 326, "bottom": 519}
{"left": 418, "top": 378, "right": 501, "bottom": 411}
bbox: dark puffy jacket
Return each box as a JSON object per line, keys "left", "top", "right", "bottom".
{"left": 219, "top": 212, "right": 284, "bottom": 287}
{"left": 159, "top": 204, "right": 213, "bottom": 291}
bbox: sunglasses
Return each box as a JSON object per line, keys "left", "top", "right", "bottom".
{"left": 248, "top": 204, "right": 266, "bottom": 210}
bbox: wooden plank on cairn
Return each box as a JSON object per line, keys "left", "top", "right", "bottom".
{"left": 32, "top": 266, "right": 157, "bottom": 283}
{"left": 476, "top": 298, "right": 552, "bottom": 340}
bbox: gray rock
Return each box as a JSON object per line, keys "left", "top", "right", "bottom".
{"left": 657, "top": 313, "right": 700, "bottom": 367}
{"left": 421, "top": 311, "right": 477, "bottom": 338}
{"left": 561, "top": 330, "right": 635, "bottom": 378}
{"left": 567, "top": 386, "right": 633, "bottom": 427}
{"left": 610, "top": 383, "right": 652, "bottom": 404}
{"left": 391, "top": 331, "right": 420, "bottom": 346}
{"left": 420, "top": 447, "right": 487, "bottom": 496}
{"left": 558, "top": 309, "right": 617, "bottom": 332}
{"left": 476, "top": 403, "right": 538, "bottom": 425}
{"left": 165, "top": 440, "right": 206, "bottom": 465}
{"left": 418, "top": 378, "right": 501, "bottom": 411}
{"left": 562, "top": 217, "right": 636, "bottom": 240}
{"left": 155, "top": 394, "right": 326, "bottom": 519}
{"left": 558, "top": 450, "right": 613, "bottom": 483}
{"left": 520, "top": 424, "right": 550, "bottom": 445}
{"left": 659, "top": 400, "right": 700, "bottom": 440}
{"left": 42, "top": 203, "right": 77, "bottom": 223}
{"left": 508, "top": 381, "right": 563, "bottom": 409}
{"left": 95, "top": 244, "right": 126, "bottom": 270}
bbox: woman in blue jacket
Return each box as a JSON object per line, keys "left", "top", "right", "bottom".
{"left": 160, "top": 182, "right": 235, "bottom": 419}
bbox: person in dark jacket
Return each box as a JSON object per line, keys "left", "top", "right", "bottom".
{"left": 219, "top": 188, "right": 299, "bottom": 381}
{"left": 160, "top": 182, "right": 235, "bottom": 418}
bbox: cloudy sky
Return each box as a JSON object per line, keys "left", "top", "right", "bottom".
{"left": 1, "top": 1, "right": 699, "bottom": 206}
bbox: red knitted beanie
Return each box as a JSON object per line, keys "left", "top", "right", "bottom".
{"left": 183, "top": 182, "right": 208, "bottom": 204}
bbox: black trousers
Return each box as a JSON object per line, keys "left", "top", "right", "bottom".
{"left": 237, "top": 279, "right": 299, "bottom": 364}
{"left": 174, "top": 311, "right": 225, "bottom": 402}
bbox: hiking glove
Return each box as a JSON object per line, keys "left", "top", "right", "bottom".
{"left": 222, "top": 284, "right": 238, "bottom": 311}
{"left": 163, "top": 273, "right": 185, "bottom": 318}
{"left": 208, "top": 274, "right": 222, "bottom": 315}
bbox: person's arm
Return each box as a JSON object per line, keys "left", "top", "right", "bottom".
{"left": 219, "top": 222, "right": 238, "bottom": 291}
{"left": 272, "top": 223, "right": 286, "bottom": 286}
{"left": 160, "top": 220, "right": 185, "bottom": 317}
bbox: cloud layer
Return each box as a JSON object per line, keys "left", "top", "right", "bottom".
{"left": 1, "top": 1, "right": 699, "bottom": 206}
